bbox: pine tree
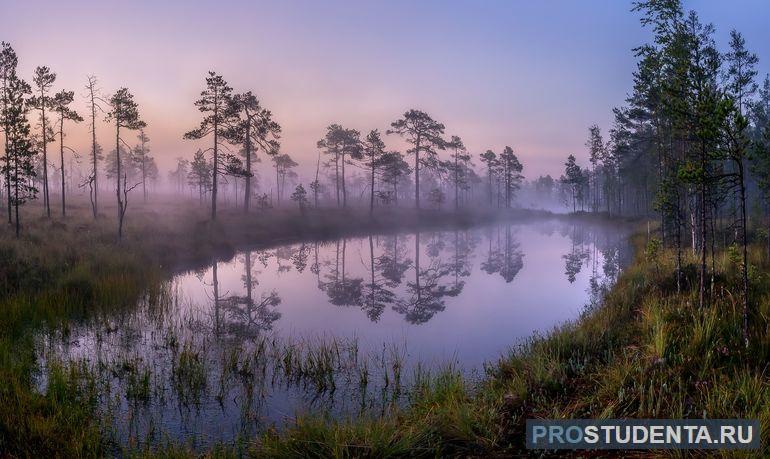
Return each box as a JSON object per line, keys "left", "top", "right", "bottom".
{"left": 184, "top": 72, "right": 238, "bottom": 219}
{"left": 271, "top": 153, "right": 298, "bottom": 202}
{"left": 1, "top": 42, "right": 19, "bottom": 224}
{"left": 188, "top": 149, "right": 212, "bottom": 205}
{"left": 446, "top": 135, "right": 471, "bottom": 211}
{"left": 229, "top": 91, "right": 281, "bottom": 212}
{"left": 387, "top": 110, "right": 446, "bottom": 209}
{"left": 291, "top": 183, "right": 308, "bottom": 214}
{"left": 2, "top": 74, "right": 36, "bottom": 236}
{"left": 132, "top": 129, "right": 152, "bottom": 202}
{"left": 29, "top": 66, "right": 55, "bottom": 217}
{"left": 499, "top": 146, "right": 524, "bottom": 208}
{"left": 107, "top": 88, "right": 145, "bottom": 239}
{"left": 317, "top": 124, "right": 362, "bottom": 208}
{"left": 363, "top": 129, "right": 386, "bottom": 214}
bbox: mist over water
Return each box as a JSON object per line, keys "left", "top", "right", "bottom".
{"left": 35, "top": 218, "right": 631, "bottom": 449}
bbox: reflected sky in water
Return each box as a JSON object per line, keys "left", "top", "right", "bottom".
{"left": 189, "top": 219, "right": 629, "bottom": 368}
{"left": 35, "top": 218, "right": 631, "bottom": 449}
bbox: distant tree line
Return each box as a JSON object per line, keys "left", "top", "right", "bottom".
{"left": 1, "top": 42, "right": 160, "bottom": 239}
{"left": 1, "top": 40, "right": 533, "bottom": 238}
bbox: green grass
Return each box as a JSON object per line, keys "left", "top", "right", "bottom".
{"left": 2, "top": 199, "right": 768, "bottom": 456}
{"left": 256, "top": 232, "right": 770, "bottom": 457}
{"left": 0, "top": 198, "right": 553, "bottom": 456}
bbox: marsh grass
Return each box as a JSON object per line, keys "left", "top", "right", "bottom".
{"left": 33, "top": 281, "right": 421, "bottom": 452}
{"left": 257, "top": 232, "right": 770, "bottom": 457}
{"left": 1, "top": 198, "right": 545, "bottom": 456}
{"left": 6, "top": 199, "right": 766, "bottom": 456}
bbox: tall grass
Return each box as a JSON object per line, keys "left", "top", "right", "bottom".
{"left": 1, "top": 198, "right": 540, "bottom": 455}
{"left": 257, "top": 232, "right": 770, "bottom": 457}
{"left": 3, "top": 200, "right": 768, "bottom": 456}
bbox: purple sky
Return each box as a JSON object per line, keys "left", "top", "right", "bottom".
{"left": 2, "top": 0, "right": 769, "bottom": 180}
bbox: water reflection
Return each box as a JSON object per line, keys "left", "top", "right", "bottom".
{"left": 321, "top": 239, "right": 364, "bottom": 310}
{"left": 35, "top": 218, "right": 631, "bottom": 450}
{"left": 362, "top": 235, "right": 396, "bottom": 322}
{"left": 376, "top": 234, "right": 411, "bottom": 287}
{"left": 153, "top": 219, "right": 630, "bottom": 332}
{"left": 481, "top": 226, "right": 524, "bottom": 283}
{"left": 220, "top": 253, "right": 282, "bottom": 340}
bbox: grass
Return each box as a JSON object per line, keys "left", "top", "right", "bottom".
{"left": 0, "top": 197, "right": 556, "bottom": 456}
{"left": 256, "top": 232, "right": 770, "bottom": 457}
{"left": 173, "top": 344, "right": 207, "bottom": 406}
{"left": 3, "top": 196, "right": 767, "bottom": 456}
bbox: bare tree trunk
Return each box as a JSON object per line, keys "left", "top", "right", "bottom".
{"left": 211, "top": 93, "right": 219, "bottom": 220}
{"left": 690, "top": 196, "right": 697, "bottom": 255}
{"left": 699, "top": 166, "right": 706, "bottom": 309}
{"left": 3, "top": 72, "right": 12, "bottom": 225}
{"left": 676, "top": 211, "right": 682, "bottom": 295}
{"left": 59, "top": 117, "right": 66, "bottom": 217}
{"left": 370, "top": 160, "right": 375, "bottom": 215}
{"left": 739, "top": 164, "right": 749, "bottom": 347}
{"left": 414, "top": 137, "right": 421, "bottom": 210}
{"left": 40, "top": 96, "right": 50, "bottom": 217}
{"left": 487, "top": 168, "right": 492, "bottom": 207}
{"left": 5, "top": 153, "right": 10, "bottom": 225}
{"left": 342, "top": 152, "right": 347, "bottom": 208}
{"left": 335, "top": 152, "right": 340, "bottom": 207}
{"left": 116, "top": 123, "right": 123, "bottom": 239}
{"left": 244, "top": 122, "right": 251, "bottom": 213}
{"left": 767, "top": 199, "right": 770, "bottom": 259}
{"left": 142, "top": 160, "right": 147, "bottom": 202}
{"left": 89, "top": 79, "right": 98, "bottom": 219}
{"left": 14, "top": 155, "right": 19, "bottom": 236}
{"left": 454, "top": 151, "right": 459, "bottom": 211}
{"left": 275, "top": 164, "right": 280, "bottom": 204}
{"left": 314, "top": 150, "right": 320, "bottom": 208}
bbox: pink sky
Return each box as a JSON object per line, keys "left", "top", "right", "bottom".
{"left": 2, "top": 0, "right": 768, "bottom": 182}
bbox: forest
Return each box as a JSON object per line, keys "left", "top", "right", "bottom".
{"left": 1, "top": 0, "right": 770, "bottom": 456}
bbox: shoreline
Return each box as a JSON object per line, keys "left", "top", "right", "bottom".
{"left": 0, "top": 204, "right": 649, "bottom": 457}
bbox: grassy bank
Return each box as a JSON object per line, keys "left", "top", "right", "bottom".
{"left": 0, "top": 199, "right": 555, "bottom": 456}
{"left": 4, "top": 200, "right": 767, "bottom": 457}
{"left": 257, "top": 232, "right": 770, "bottom": 457}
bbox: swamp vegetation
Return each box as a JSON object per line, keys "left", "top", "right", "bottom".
{"left": 2, "top": 201, "right": 770, "bottom": 457}
{"left": 2, "top": 0, "right": 770, "bottom": 456}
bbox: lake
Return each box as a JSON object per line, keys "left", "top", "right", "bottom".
{"left": 34, "top": 217, "right": 631, "bottom": 449}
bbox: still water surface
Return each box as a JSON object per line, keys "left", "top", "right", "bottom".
{"left": 36, "top": 218, "right": 631, "bottom": 449}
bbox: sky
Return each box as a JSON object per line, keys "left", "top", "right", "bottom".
{"left": 2, "top": 0, "right": 769, "bottom": 182}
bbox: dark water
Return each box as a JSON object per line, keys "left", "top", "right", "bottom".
{"left": 35, "top": 218, "right": 631, "bottom": 449}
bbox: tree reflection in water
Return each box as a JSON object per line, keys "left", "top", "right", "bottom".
{"left": 376, "top": 234, "right": 411, "bottom": 288}
{"left": 291, "top": 243, "right": 309, "bottom": 273}
{"left": 220, "top": 252, "right": 282, "bottom": 339}
{"left": 35, "top": 219, "right": 635, "bottom": 450}
{"left": 393, "top": 231, "right": 463, "bottom": 324}
{"left": 449, "top": 230, "right": 478, "bottom": 289}
{"left": 203, "top": 220, "right": 630, "bottom": 328}
{"left": 481, "top": 225, "right": 524, "bottom": 283}
{"left": 321, "top": 239, "right": 364, "bottom": 308}
{"left": 361, "top": 235, "right": 395, "bottom": 321}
